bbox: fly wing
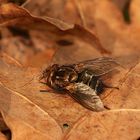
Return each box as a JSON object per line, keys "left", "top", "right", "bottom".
{"left": 66, "top": 83, "right": 104, "bottom": 111}
{"left": 73, "top": 57, "right": 121, "bottom": 76}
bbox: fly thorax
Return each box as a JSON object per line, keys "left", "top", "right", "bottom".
{"left": 54, "top": 66, "right": 78, "bottom": 88}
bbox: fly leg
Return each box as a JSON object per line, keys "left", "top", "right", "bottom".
{"left": 40, "top": 81, "right": 47, "bottom": 85}
{"left": 40, "top": 89, "right": 53, "bottom": 92}
{"left": 39, "top": 81, "right": 55, "bottom": 92}
{"left": 103, "top": 84, "right": 119, "bottom": 90}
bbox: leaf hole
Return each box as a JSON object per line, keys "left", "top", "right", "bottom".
{"left": 63, "top": 123, "right": 69, "bottom": 128}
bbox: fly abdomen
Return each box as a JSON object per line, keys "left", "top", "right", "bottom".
{"left": 89, "top": 77, "right": 104, "bottom": 95}
{"left": 78, "top": 70, "right": 105, "bottom": 95}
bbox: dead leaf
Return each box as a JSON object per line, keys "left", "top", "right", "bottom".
{"left": 0, "top": 132, "right": 7, "bottom": 140}
{"left": 0, "top": 53, "right": 89, "bottom": 133}
{"left": 112, "top": 0, "right": 130, "bottom": 10}
{"left": 0, "top": 2, "right": 110, "bottom": 67}
{"left": 0, "top": 113, "right": 9, "bottom": 132}
{"left": 0, "top": 45, "right": 139, "bottom": 140}
{"left": 103, "top": 62, "right": 140, "bottom": 109}
{"left": 23, "top": 0, "right": 66, "bottom": 18}
{"left": 0, "top": 3, "right": 108, "bottom": 51}
{"left": 64, "top": 110, "right": 140, "bottom": 140}
{"left": 24, "top": 0, "right": 140, "bottom": 59}
{"left": 0, "top": 29, "right": 34, "bottom": 65}
{"left": 0, "top": 52, "right": 22, "bottom": 67}
{"left": 51, "top": 43, "right": 101, "bottom": 65}
{"left": 24, "top": 0, "right": 139, "bottom": 68}
{"left": 0, "top": 85, "right": 62, "bottom": 140}
{"left": 0, "top": 0, "right": 27, "bottom": 5}
{"left": 0, "top": 0, "right": 140, "bottom": 140}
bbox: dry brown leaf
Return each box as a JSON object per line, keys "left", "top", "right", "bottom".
{"left": 69, "top": 0, "right": 140, "bottom": 57}
{"left": 0, "top": 48, "right": 139, "bottom": 139}
{"left": 102, "top": 62, "right": 140, "bottom": 109}
{"left": 0, "top": 112, "right": 8, "bottom": 132}
{"left": 24, "top": 0, "right": 140, "bottom": 58}
{"left": 0, "top": 28, "right": 34, "bottom": 65}
{"left": 0, "top": 85, "right": 62, "bottom": 140}
{"left": 0, "top": 132, "right": 7, "bottom": 140}
{"left": 51, "top": 43, "right": 101, "bottom": 65}
{"left": 24, "top": 0, "right": 92, "bottom": 27}
{"left": 0, "top": 0, "right": 140, "bottom": 140}
{"left": 0, "top": 3, "right": 108, "bottom": 51}
{"left": 65, "top": 0, "right": 140, "bottom": 58}
{"left": 112, "top": 0, "right": 130, "bottom": 10}
{"left": 23, "top": 0, "right": 130, "bottom": 26}
{"left": 23, "top": 0, "right": 139, "bottom": 69}
{"left": 64, "top": 110, "right": 140, "bottom": 140}
{"left": 0, "top": 2, "right": 109, "bottom": 67}
{"left": 23, "top": 0, "right": 66, "bottom": 18}
{"left": 0, "top": 112, "right": 10, "bottom": 140}
{"left": 0, "top": 53, "right": 89, "bottom": 132}
{"left": 46, "top": 0, "right": 140, "bottom": 70}
{"left": 24, "top": 0, "right": 127, "bottom": 29}
{"left": 0, "top": 0, "right": 27, "bottom": 5}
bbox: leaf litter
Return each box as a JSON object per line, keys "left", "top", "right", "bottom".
{"left": 0, "top": 0, "right": 140, "bottom": 140}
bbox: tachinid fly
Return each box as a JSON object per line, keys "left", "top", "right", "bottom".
{"left": 40, "top": 57, "right": 120, "bottom": 111}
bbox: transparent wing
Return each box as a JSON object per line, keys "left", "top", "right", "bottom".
{"left": 66, "top": 83, "right": 104, "bottom": 111}
{"left": 73, "top": 57, "right": 121, "bottom": 76}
